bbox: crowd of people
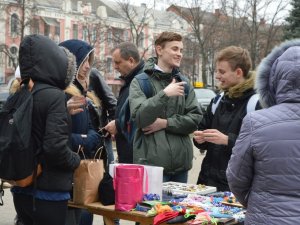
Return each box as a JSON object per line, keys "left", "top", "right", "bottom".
{"left": 4, "top": 31, "right": 300, "bottom": 225}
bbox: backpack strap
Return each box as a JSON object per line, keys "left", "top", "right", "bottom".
{"left": 135, "top": 73, "right": 153, "bottom": 98}
{"left": 211, "top": 92, "right": 224, "bottom": 115}
{"left": 246, "top": 93, "right": 259, "bottom": 113}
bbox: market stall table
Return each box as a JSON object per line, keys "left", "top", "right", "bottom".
{"left": 68, "top": 201, "right": 238, "bottom": 225}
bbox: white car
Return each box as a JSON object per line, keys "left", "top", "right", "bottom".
{"left": 194, "top": 88, "right": 216, "bottom": 112}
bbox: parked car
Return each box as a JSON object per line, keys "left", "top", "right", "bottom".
{"left": 0, "top": 85, "right": 9, "bottom": 111}
{"left": 194, "top": 88, "right": 216, "bottom": 112}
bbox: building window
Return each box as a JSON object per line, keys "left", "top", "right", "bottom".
{"left": 106, "top": 57, "right": 112, "bottom": 73}
{"left": 11, "top": 14, "right": 19, "bottom": 36}
{"left": 107, "top": 30, "right": 113, "bottom": 47}
{"left": 44, "top": 22, "right": 50, "bottom": 37}
{"left": 83, "top": 26, "right": 88, "bottom": 41}
{"left": 9, "top": 46, "right": 18, "bottom": 68}
{"left": 138, "top": 32, "right": 144, "bottom": 48}
{"left": 31, "top": 19, "right": 39, "bottom": 34}
{"left": 124, "top": 30, "right": 130, "bottom": 42}
{"left": 73, "top": 24, "right": 78, "bottom": 39}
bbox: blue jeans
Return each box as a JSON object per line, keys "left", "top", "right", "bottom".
{"left": 79, "top": 209, "right": 93, "bottom": 225}
{"left": 105, "top": 138, "right": 114, "bottom": 165}
{"left": 163, "top": 171, "right": 188, "bottom": 183}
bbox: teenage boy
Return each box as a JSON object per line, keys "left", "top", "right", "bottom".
{"left": 129, "top": 32, "right": 201, "bottom": 183}
{"left": 193, "top": 46, "right": 261, "bottom": 191}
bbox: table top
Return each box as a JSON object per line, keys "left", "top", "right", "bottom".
{"left": 68, "top": 201, "right": 238, "bottom": 225}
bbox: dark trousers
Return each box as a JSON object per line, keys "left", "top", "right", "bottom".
{"left": 13, "top": 193, "right": 68, "bottom": 225}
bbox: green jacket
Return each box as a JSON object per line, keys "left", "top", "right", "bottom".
{"left": 129, "top": 58, "right": 201, "bottom": 175}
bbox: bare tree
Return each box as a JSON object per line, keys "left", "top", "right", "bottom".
{"left": 220, "top": 0, "right": 290, "bottom": 68}
{"left": 168, "top": 0, "right": 223, "bottom": 87}
{"left": 114, "top": 0, "right": 157, "bottom": 58}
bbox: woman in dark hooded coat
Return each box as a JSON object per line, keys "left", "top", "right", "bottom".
{"left": 11, "top": 35, "right": 80, "bottom": 225}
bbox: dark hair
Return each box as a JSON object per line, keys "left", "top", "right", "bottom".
{"left": 111, "top": 42, "right": 140, "bottom": 62}
{"left": 216, "top": 46, "right": 252, "bottom": 78}
{"left": 155, "top": 32, "right": 182, "bottom": 48}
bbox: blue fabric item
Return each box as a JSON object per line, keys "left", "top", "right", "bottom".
{"left": 59, "top": 39, "right": 93, "bottom": 70}
{"left": 11, "top": 186, "right": 70, "bottom": 201}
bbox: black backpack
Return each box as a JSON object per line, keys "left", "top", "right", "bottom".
{"left": 0, "top": 83, "right": 51, "bottom": 205}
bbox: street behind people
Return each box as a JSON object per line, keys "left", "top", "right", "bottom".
{"left": 129, "top": 32, "right": 201, "bottom": 183}
{"left": 227, "top": 39, "right": 300, "bottom": 225}
{"left": 193, "top": 46, "right": 261, "bottom": 191}
{"left": 11, "top": 34, "right": 80, "bottom": 225}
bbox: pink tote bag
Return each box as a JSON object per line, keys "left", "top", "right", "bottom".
{"left": 114, "top": 164, "right": 145, "bottom": 211}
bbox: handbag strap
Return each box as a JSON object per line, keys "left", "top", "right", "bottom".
{"left": 77, "top": 145, "right": 86, "bottom": 159}
{"left": 94, "top": 146, "right": 104, "bottom": 160}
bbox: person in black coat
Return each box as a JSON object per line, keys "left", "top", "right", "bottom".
{"left": 104, "top": 42, "right": 144, "bottom": 163}
{"left": 11, "top": 35, "right": 80, "bottom": 225}
{"left": 193, "top": 46, "right": 261, "bottom": 191}
{"left": 89, "top": 68, "right": 117, "bottom": 165}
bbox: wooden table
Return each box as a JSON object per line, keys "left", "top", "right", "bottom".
{"left": 68, "top": 201, "right": 237, "bottom": 225}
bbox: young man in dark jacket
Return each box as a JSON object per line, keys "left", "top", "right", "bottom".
{"left": 105, "top": 42, "right": 144, "bottom": 164}
{"left": 12, "top": 34, "right": 80, "bottom": 225}
{"left": 193, "top": 46, "right": 261, "bottom": 191}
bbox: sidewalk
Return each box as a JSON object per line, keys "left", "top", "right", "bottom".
{"left": 0, "top": 147, "right": 204, "bottom": 225}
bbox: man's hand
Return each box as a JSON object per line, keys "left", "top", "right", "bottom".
{"left": 163, "top": 78, "right": 187, "bottom": 97}
{"left": 67, "top": 96, "right": 86, "bottom": 115}
{"left": 142, "top": 118, "right": 167, "bottom": 135}
{"left": 104, "top": 120, "right": 117, "bottom": 135}
{"left": 193, "top": 130, "right": 206, "bottom": 144}
{"left": 202, "top": 129, "right": 228, "bottom": 145}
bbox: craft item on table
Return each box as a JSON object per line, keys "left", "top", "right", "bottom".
{"left": 222, "top": 195, "right": 244, "bottom": 208}
{"left": 143, "top": 193, "right": 160, "bottom": 201}
{"left": 135, "top": 200, "right": 169, "bottom": 212}
{"left": 166, "top": 215, "right": 193, "bottom": 224}
{"left": 187, "top": 212, "right": 218, "bottom": 225}
{"left": 154, "top": 211, "right": 180, "bottom": 225}
{"left": 155, "top": 204, "right": 173, "bottom": 214}
{"left": 135, "top": 202, "right": 152, "bottom": 212}
{"left": 163, "top": 182, "right": 216, "bottom": 196}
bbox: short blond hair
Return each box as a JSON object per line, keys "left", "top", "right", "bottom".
{"left": 216, "top": 46, "right": 252, "bottom": 78}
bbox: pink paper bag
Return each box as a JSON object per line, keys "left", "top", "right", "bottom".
{"left": 114, "top": 164, "right": 144, "bottom": 211}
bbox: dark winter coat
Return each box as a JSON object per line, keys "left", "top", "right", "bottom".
{"left": 115, "top": 61, "right": 144, "bottom": 163}
{"left": 194, "top": 74, "right": 260, "bottom": 191}
{"left": 227, "top": 39, "right": 300, "bottom": 225}
{"left": 89, "top": 68, "right": 117, "bottom": 128}
{"left": 60, "top": 40, "right": 102, "bottom": 159}
{"left": 19, "top": 34, "right": 80, "bottom": 192}
{"left": 129, "top": 57, "right": 201, "bottom": 174}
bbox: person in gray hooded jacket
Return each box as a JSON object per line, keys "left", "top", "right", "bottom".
{"left": 227, "top": 39, "right": 300, "bottom": 224}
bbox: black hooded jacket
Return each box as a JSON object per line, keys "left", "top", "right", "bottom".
{"left": 19, "top": 34, "right": 80, "bottom": 192}
{"left": 89, "top": 68, "right": 117, "bottom": 127}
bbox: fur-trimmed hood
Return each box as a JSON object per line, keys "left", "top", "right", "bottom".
{"left": 256, "top": 39, "right": 300, "bottom": 108}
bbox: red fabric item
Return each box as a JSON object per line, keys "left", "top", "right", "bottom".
{"left": 154, "top": 211, "right": 180, "bottom": 225}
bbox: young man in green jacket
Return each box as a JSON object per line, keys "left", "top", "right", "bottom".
{"left": 129, "top": 32, "right": 201, "bottom": 182}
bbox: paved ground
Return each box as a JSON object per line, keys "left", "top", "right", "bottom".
{"left": 0, "top": 145, "right": 205, "bottom": 225}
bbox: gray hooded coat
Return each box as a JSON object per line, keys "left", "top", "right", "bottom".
{"left": 226, "top": 39, "right": 300, "bottom": 224}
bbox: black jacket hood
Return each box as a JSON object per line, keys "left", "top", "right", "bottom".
{"left": 19, "top": 34, "right": 76, "bottom": 90}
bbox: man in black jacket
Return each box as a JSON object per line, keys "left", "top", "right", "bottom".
{"left": 105, "top": 42, "right": 144, "bottom": 163}
{"left": 193, "top": 46, "right": 261, "bottom": 191}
